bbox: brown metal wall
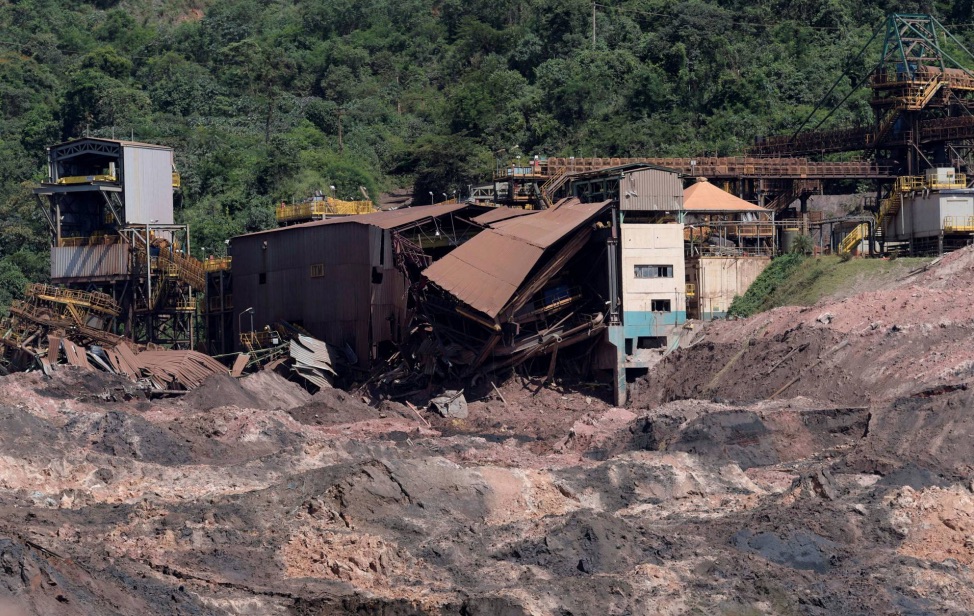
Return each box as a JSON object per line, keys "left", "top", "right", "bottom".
{"left": 230, "top": 222, "right": 409, "bottom": 367}
{"left": 620, "top": 168, "right": 684, "bottom": 211}
{"left": 51, "top": 244, "right": 129, "bottom": 281}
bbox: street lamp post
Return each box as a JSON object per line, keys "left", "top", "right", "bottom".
{"left": 428, "top": 191, "right": 434, "bottom": 205}
{"left": 238, "top": 307, "right": 254, "bottom": 347}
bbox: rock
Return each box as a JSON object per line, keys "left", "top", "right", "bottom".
{"left": 430, "top": 390, "right": 468, "bottom": 419}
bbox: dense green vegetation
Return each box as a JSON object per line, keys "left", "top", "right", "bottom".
{"left": 727, "top": 253, "right": 808, "bottom": 318}
{"left": 0, "top": 0, "right": 970, "bottom": 306}
{"left": 727, "top": 254, "right": 933, "bottom": 317}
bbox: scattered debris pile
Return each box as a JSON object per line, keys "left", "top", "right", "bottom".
{"left": 0, "top": 283, "right": 226, "bottom": 392}
{"left": 376, "top": 198, "right": 614, "bottom": 394}
{"left": 1, "top": 246, "right": 974, "bottom": 614}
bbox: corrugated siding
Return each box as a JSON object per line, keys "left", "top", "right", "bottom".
{"left": 51, "top": 244, "right": 129, "bottom": 280}
{"left": 122, "top": 146, "right": 174, "bottom": 224}
{"left": 370, "top": 228, "right": 409, "bottom": 349}
{"left": 620, "top": 168, "right": 684, "bottom": 211}
{"left": 231, "top": 222, "right": 374, "bottom": 365}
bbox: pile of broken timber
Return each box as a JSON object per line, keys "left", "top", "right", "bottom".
{"left": 99, "top": 342, "right": 228, "bottom": 391}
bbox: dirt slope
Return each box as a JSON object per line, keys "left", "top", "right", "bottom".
{"left": 1, "top": 251, "right": 974, "bottom": 614}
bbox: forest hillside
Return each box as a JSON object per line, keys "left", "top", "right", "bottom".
{"left": 0, "top": 0, "right": 969, "bottom": 306}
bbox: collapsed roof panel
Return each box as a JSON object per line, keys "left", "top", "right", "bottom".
{"left": 422, "top": 198, "right": 611, "bottom": 319}
{"left": 470, "top": 206, "right": 537, "bottom": 225}
{"left": 487, "top": 198, "right": 611, "bottom": 248}
{"left": 424, "top": 233, "right": 545, "bottom": 318}
{"left": 237, "top": 202, "right": 474, "bottom": 237}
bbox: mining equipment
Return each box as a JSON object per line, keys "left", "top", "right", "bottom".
{"left": 31, "top": 138, "right": 211, "bottom": 348}
{"left": 490, "top": 14, "right": 974, "bottom": 255}
{"left": 749, "top": 14, "right": 974, "bottom": 254}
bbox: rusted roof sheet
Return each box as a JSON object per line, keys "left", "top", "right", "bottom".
{"left": 683, "top": 179, "right": 769, "bottom": 212}
{"left": 237, "top": 202, "right": 473, "bottom": 238}
{"left": 423, "top": 198, "right": 611, "bottom": 318}
{"left": 487, "top": 198, "right": 610, "bottom": 248}
{"left": 471, "top": 206, "right": 536, "bottom": 225}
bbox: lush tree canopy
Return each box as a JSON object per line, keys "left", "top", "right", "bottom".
{"left": 0, "top": 0, "right": 970, "bottom": 307}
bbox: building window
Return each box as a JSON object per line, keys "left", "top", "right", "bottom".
{"left": 310, "top": 263, "right": 324, "bottom": 278}
{"left": 635, "top": 264, "right": 673, "bottom": 279}
{"left": 259, "top": 272, "right": 267, "bottom": 285}
{"left": 651, "top": 299, "right": 671, "bottom": 312}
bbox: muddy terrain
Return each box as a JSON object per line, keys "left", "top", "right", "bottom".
{"left": 2, "top": 249, "right": 974, "bottom": 614}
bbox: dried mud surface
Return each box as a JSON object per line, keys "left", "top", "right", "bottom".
{"left": 4, "top": 250, "right": 974, "bottom": 614}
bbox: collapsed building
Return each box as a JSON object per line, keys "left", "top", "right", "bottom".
{"left": 0, "top": 138, "right": 230, "bottom": 390}
{"left": 231, "top": 165, "right": 724, "bottom": 403}
{"left": 228, "top": 202, "right": 489, "bottom": 373}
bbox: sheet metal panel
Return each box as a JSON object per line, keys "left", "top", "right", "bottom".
{"left": 423, "top": 198, "right": 609, "bottom": 318}
{"left": 122, "top": 145, "right": 174, "bottom": 224}
{"left": 230, "top": 222, "right": 374, "bottom": 365}
{"left": 238, "top": 201, "right": 473, "bottom": 237}
{"left": 51, "top": 244, "right": 129, "bottom": 280}
{"left": 424, "top": 233, "right": 543, "bottom": 318}
{"left": 620, "top": 168, "right": 683, "bottom": 211}
{"left": 488, "top": 199, "right": 611, "bottom": 248}
{"left": 471, "top": 206, "right": 537, "bottom": 225}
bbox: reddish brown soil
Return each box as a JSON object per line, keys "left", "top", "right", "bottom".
{"left": 2, "top": 250, "right": 974, "bottom": 614}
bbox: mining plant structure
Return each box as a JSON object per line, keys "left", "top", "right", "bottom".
{"left": 485, "top": 14, "right": 974, "bottom": 256}
{"left": 749, "top": 13, "right": 974, "bottom": 254}
{"left": 31, "top": 137, "right": 215, "bottom": 348}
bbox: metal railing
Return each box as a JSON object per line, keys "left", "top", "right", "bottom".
{"left": 698, "top": 245, "right": 775, "bottom": 257}
{"left": 240, "top": 330, "right": 283, "bottom": 350}
{"left": 58, "top": 233, "right": 122, "bottom": 247}
{"left": 27, "top": 283, "right": 121, "bottom": 316}
{"left": 276, "top": 197, "right": 375, "bottom": 222}
{"left": 203, "top": 256, "right": 232, "bottom": 272}
{"left": 943, "top": 216, "right": 974, "bottom": 233}
{"left": 839, "top": 223, "right": 869, "bottom": 254}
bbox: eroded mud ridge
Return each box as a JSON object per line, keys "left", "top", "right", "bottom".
{"left": 5, "top": 249, "right": 974, "bottom": 614}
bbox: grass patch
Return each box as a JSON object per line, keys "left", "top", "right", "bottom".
{"left": 727, "top": 255, "right": 932, "bottom": 318}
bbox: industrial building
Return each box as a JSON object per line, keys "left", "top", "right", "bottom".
{"left": 228, "top": 202, "right": 488, "bottom": 370}
{"left": 30, "top": 137, "right": 206, "bottom": 348}
{"left": 682, "top": 178, "right": 774, "bottom": 320}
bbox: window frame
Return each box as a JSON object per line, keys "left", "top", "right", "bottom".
{"left": 634, "top": 264, "right": 674, "bottom": 279}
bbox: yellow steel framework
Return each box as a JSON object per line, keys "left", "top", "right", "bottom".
{"left": 839, "top": 223, "right": 870, "bottom": 254}
{"left": 276, "top": 197, "right": 375, "bottom": 223}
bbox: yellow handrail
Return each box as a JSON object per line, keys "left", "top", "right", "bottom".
{"left": 276, "top": 197, "right": 375, "bottom": 222}
{"left": 203, "top": 256, "right": 232, "bottom": 272}
{"left": 839, "top": 223, "right": 869, "bottom": 254}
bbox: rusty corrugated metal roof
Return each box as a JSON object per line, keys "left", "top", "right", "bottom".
{"left": 236, "top": 202, "right": 473, "bottom": 238}
{"left": 471, "top": 206, "right": 537, "bottom": 225}
{"left": 423, "top": 198, "right": 611, "bottom": 318}
{"left": 487, "top": 198, "right": 610, "bottom": 248}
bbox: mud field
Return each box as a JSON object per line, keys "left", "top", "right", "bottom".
{"left": 3, "top": 249, "right": 974, "bottom": 614}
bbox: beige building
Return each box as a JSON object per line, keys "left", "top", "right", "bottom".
{"left": 620, "top": 223, "right": 686, "bottom": 349}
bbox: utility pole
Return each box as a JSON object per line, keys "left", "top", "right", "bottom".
{"left": 337, "top": 108, "right": 345, "bottom": 155}
{"left": 592, "top": 3, "right": 596, "bottom": 48}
